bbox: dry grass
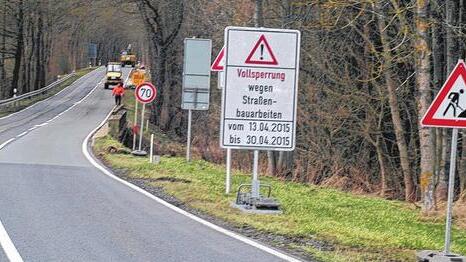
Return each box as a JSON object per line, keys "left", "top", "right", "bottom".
{"left": 455, "top": 199, "right": 466, "bottom": 228}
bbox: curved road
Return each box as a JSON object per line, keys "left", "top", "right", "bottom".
{"left": 0, "top": 68, "right": 294, "bottom": 261}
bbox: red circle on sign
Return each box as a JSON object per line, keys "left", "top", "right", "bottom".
{"left": 135, "top": 82, "right": 157, "bottom": 103}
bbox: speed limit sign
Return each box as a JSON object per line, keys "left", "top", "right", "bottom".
{"left": 135, "top": 82, "right": 157, "bottom": 104}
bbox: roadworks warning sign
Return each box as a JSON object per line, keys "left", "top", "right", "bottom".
{"left": 422, "top": 60, "right": 466, "bottom": 128}
{"left": 221, "top": 26, "right": 301, "bottom": 151}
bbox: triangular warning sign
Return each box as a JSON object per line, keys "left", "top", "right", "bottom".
{"left": 422, "top": 60, "right": 466, "bottom": 128}
{"left": 245, "top": 35, "right": 278, "bottom": 65}
{"left": 211, "top": 47, "right": 224, "bottom": 71}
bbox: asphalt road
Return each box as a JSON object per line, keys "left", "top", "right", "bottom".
{"left": 0, "top": 247, "right": 6, "bottom": 262}
{"left": 0, "top": 68, "right": 292, "bottom": 261}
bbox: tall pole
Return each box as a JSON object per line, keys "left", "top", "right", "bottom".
{"left": 254, "top": 0, "right": 264, "bottom": 27}
{"left": 138, "top": 103, "right": 145, "bottom": 151}
{"left": 186, "top": 109, "right": 192, "bottom": 162}
{"left": 226, "top": 148, "right": 231, "bottom": 194}
{"left": 132, "top": 101, "right": 138, "bottom": 151}
{"left": 251, "top": 150, "right": 260, "bottom": 198}
{"left": 250, "top": 0, "right": 263, "bottom": 199}
{"left": 444, "top": 128, "right": 458, "bottom": 254}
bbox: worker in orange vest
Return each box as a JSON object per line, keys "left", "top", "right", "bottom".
{"left": 112, "top": 82, "right": 125, "bottom": 106}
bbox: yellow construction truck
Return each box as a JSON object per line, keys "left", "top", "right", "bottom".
{"left": 120, "top": 44, "right": 136, "bottom": 67}
{"left": 104, "top": 62, "right": 122, "bottom": 89}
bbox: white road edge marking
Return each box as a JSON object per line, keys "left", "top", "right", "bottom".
{"left": 81, "top": 111, "right": 301, "bottom": 262}
{"left": 15, "top": 132, "right": 27, "bottom": 138}
{"left": 0, "top": 138, "right": 15, "bottom": 150}
{"left": 0, "top": 220, "right": 23, "bottom": 262}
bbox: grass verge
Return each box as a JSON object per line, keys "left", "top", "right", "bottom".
{"left": 0, "top": 67, "right": 96, "bottom": 118}
{"left": 93, "top": 135, "right": 466, "bottom": 262}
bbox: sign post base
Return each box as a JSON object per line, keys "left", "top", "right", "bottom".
{"left": 416, "top": 250, "right": 465, "bottom": 262}
{"left": 131, "top": 150, "right": 147, "bottom": 156}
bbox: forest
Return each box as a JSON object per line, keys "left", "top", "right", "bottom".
{"left": 1, "top": 0, "right": 465, "bottom": 214}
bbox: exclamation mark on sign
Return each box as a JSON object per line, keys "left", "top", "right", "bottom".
{"left": 260, "top": 44, "right": 264, "bottom": 60}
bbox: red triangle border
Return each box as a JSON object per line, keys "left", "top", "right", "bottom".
{"left": 211, "top": 47, "right": 224, "bottom": 71}
{"left": 422, "top": 60, "right": 466, "bottom": 128}
{"left": 245, "top": 35, "right": 278, "bottom": 65}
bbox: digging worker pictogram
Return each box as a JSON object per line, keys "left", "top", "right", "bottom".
{"left": 443, "top": 89, "right": 464, "bottom": 117}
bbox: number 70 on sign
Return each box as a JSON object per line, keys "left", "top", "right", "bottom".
{"left": 135, "top": 82, "right": 157, "bottom": 104}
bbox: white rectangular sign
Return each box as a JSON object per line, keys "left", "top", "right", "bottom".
{"left": 220, "top": 27, "right": 300, "bottom": 151}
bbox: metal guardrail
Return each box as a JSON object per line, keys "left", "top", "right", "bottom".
{"left": 0, "top": 73, "right": 75, "bottom": 110}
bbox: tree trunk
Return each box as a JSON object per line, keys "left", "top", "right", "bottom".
{"left": 152, "top": 46, "right": 167, "bottom": 127}
{"left": 11, "top": 0, "right": 24, "bottom": 96}
{"left": 0, "top": 0, "right": 7, "bottom": 98}
{"left": 374, "top": 2, "right": 416, "bottom": 201}
{"left": 438, "top": 129, "right": 449, "bottom": 201}
{"left": 267, "top": 151, "right": 276, "bottom": 176}
{"left": 34, "top": 6, "right": 43, "bottom": 90}
{"left": 437, "top": 0, "right": 458, "bottom": 200}
{"left": 458, "top": 0, "right": 466, "bottom": 196}
{"left": 376, "top": 134, "right": 388, "bottom": 197}
{"left": 254, "top": 0, "right": 263, "bottom": 27}
{"left": 415, "top": 0, "right": 435, "bottom": 212}
{"left": 24, "top": 18, "right": 33, "bottom": 93}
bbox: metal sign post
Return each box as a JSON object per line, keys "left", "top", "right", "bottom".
{"left": 186, "top": 109, "right": 192, "bottom": 162}
{"left": 212, "top": 47, "right": 231, "bottom": 192}
{"left": 445, "top": 128, "right": 458, "bottom": 254}
{"left": 226, "top": 148, "right": 232, "bottom": 194}
{"left": 182, "top": 38, "right": 212, "bottom": 162}
{"left": 251, "top": 150, "right": 260, "bottom": 198}
{"left": 138, "top": 103, "right": 145, "bottom": 151}
{"left": 132, "top": 101, "right": 138, "bottom": 151}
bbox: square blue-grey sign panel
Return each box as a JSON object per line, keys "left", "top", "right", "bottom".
{"left": 88, "top": 43, "right": 97, "bottom": 59}
{"left": 182, "top": 38, "right": 212, "bottom": 110}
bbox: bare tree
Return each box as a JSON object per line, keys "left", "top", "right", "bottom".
{"left": 415, "top": 0, "right": 435, "bottom": 212}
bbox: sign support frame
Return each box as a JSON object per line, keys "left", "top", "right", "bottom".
{"left": 226, "top": 148, "right": 231, "bottom": 194}
{"left": 212, "top": 46, "right": 231, "bottom": 193}
{"left": 132, "top": 101, "right": 139, "bottom": 151}
{"left": 444, "top": 128, "right": 458, "bottom": 255}
{"left": 251, "top": 150, "right": 260, "bottom": 198}
{"left": 186, "top": 109, "right": 192, "bottom": 162}
{"left": 138, "top": 103, "right": 145, "bottom": 151}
